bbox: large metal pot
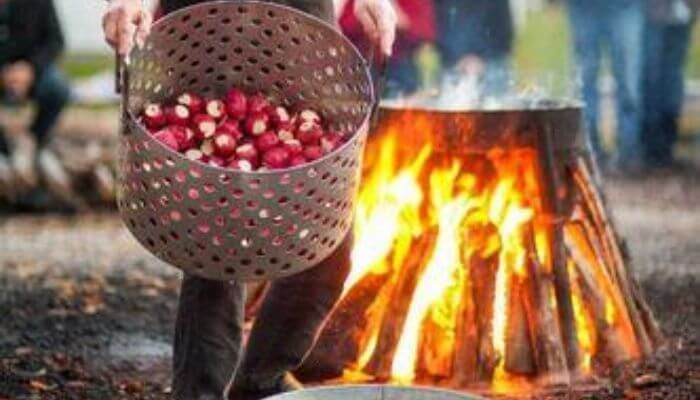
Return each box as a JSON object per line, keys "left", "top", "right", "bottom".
{"left": 265, "top": 385, "right": 484, "bottom": 400}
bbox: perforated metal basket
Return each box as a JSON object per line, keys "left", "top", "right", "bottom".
{"left": 117, "top": 1, "right": 373, "bottom": 281}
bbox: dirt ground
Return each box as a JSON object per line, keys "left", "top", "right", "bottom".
{"left": 0, "top": 148, "right": 698, "bottom": 399}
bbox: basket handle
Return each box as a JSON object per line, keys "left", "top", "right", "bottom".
{"left": 366, "top": 44, "right": 386, "bottom": 130}
{"left": 115, "top": 53, "right": 131, "bottom": 130}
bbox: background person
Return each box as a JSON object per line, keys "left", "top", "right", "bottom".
{"left": 435, "top": 0, "right": 514, "bottom": 96}
{"left": 0, "top": 0, "right": 71, "bottom": 198}
{"left": 102, "top": 1, "right": 396, "bottom": 400}
{"left": 643, "top": 0, "right": 699, "bottom": 168}
{"left": 565, "top": 0, "right": 646, "bottom": 172}
{"left": 339, "top": 0, "right": 437, "bottom": 97}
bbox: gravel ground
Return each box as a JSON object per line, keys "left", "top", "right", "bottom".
{"left": 0, "top": 155, "right": 698, "bottom": 399}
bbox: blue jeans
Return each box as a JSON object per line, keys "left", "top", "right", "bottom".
{"left": 567, "top": 1, "right": 645, "bottom": 163}
{"left": 0, "top": 64, "right": 71, "bottom": 151}
{"left": 642, "top": 20, "right": 695, "bottom": 166}
{"left": 385, "top": 55, "right": 420, "bottom": 98}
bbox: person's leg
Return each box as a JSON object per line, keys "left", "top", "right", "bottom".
{"left": 567, "top": 4, "right": 604, "bottom": 160}
{"left": 173, "top": 274, "right": 246, "bottom": 400}
{"left": 228, "top": 233, "right": 353, "bottom": 399}
{"left": 656, "top": 22, "right": 694, "bottom": 164}
{"left": 482, "top": 56, "right": 511, "bottom": 98}
{"left": 385, "top": 55, "right": 419, "bottom": 97}
{"left": 606, "top": 3, "right": 645, "bottom": 166}
{"left": 30, "top": 65, "right": 71, "bottom": 147}
{"left": 641, "top": 20, "right": 665, "bottom": 165}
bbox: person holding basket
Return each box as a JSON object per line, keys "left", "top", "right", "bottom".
{"left": 102, "top": 1, "right": 396, "bottom": 400}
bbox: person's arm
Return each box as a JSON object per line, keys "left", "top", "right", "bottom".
{"left": 28, "top": 0, "right": 65, "bottom": 73}
{"left": 103, "top": 0, "right": 154, "bottom": 56}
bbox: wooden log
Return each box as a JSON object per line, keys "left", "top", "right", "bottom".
{"left": 296, "top": 272, "right": 390, "bottom": 381}
{"left": 522, "top": 229, "right": 569, "bottom": 385}
{"left": 571, "top": 159, "right": 654, "bottom": 355}
{"left": 535, "top": 132, "right": 580, "bottom": 373}
{"left": 568, "top": 247, "right": 634, "bottom": 365}
{"left": 505, "top": 279, "right": 536, "bottom": 375}
{"left": 363, "top": 231, "right": 437, "bottom": 379}
{"left": 451, "top": 256, "right": 479, "bottom": 386}
{"left": 469, "top": 252, "right": 499, "bottom": 381}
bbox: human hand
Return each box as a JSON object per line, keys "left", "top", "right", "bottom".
{"left": 102, "top": 0, "right": 153, "bottom": 56}
{"left": 2, "top": 61, "right": 35, "bottom": 100}
{"left": 353, "top": 0, "right": 397, "bottom": 56}
{"left": 456, "top": 55, "right": 485, "bottom": 77}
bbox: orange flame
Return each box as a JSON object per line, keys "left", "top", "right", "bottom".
{"left": 333, "top": 114, "right": 642, "bottom": 392}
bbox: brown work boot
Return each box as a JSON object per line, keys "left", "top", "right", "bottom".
{"left": 10, "top": 133, "right": 38, "bottom": 192}
{"left": 225, "top": 372, "right": 302, "bottom": 400}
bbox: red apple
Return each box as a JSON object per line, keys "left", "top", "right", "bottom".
{"left": 289, "top": 155, "right": 308, "bottom": 167}
{"left": 321, "top": 132, "right": 343, "bottom": 154}
{"left": 282, "top": 139, "right": 303, "bottom": 156}
{"left": 303, "top": 145, "right": 323, "bottom": 161}
{"left": 153, "top": 129, "right": 180, "bottom": 151}
{"left": 229, "top": 159, "right": 254, "bottom": 172}
{"left": 236, "top": 144, "right": 259, "bottom": 164}
{"left": 200, "top": 139, "right": 215, "bottom": 157}
{"left": 179, "top": 126, "right": 198, "bottom": 150}
{"left": 218, "top": 120, "right": 244, "bottom": 141}
{"left": 185, "top": 148, "right": 205, "bottom": 162}
{"left": 270, "top": 106, "right": 291, "bottom": 126}
{"left": 206, "top": 99, "right": 226, "bottom": 120}
{"left": 143, "top": 103, "right": 166, "bottom": 130}
{"left": 192, "top": 114, "right": 217, "bottom": 139}
{"left": 225, "top": 88, "right": 248, "bottom": 120}
{"left": 177, "top": 92, "right": 204, "bottom": 114}
{"left": 244, "top": 112, "right": 270, "bottom": 136}
{"left": 296, "top": 122, "right": 324, "bottom": 145}
{"left": 208, "top": 156, "right": 226, "bottom": 168}
{"left": 248, "top": 93, "right": 270, "bottom": 114}
{"left": 256, "top": 131, "right": 281, "bottom": 152}
{"left": 262, "top": 147, "right": 291, "bottom": 169}
{"left": 165, "top": 104, "right": 191, "bottom": 126}
{"left": 213, "top": 133, "right": 238, "bottom": 158}
{"left": 299, "top": 109, "right": 321, "bottom": 124}
{"left": 277, "top": 122, "right": 295, "bottom": 141}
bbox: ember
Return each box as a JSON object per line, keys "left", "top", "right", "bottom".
{"left": 299, "top": 104, "right": 663, "bottom": 394}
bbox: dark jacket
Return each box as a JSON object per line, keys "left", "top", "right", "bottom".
{"left": 435, "top": 0, "right": 513, "bottom": 65}
{"left": 161, "top": 0, "right": 334, "bottom": 22}
{"left": 0, "top": 0, "right": 64, "bottom": 74}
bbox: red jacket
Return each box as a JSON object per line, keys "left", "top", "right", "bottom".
{"left": 339, "top": 0, "right": 436, "bottom": 57}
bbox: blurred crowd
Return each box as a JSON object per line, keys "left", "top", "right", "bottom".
{"left": 339, "top": 0, "right": 699, "bottom": 174}
{"left": 0, "top": 0, "right": 698, "bottom": 210}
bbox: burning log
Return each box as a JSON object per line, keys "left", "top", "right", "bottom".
{"left": 451, "top": 261, "right": 479, "bottom": 386}
{"left": 571, "top": 160, "right": 658, "bottom": 354}
{"left": 296, "top": 272, "right": 390, "bottom": 381}
{"left": 534, "top": 132, "right": 580, "bottom": 372}
{"left": 363, "top": 231, "right": 437, "bottom": 379}
{"left": 522, "top": 229, "right": 569, "bottom": 384}
{"left": 505, "top": 279, "right": 536, "bottom": 375}
{"left": 567, "top": 249, "right": 632, "bottom": 366}
{"left": 468, "top": 252, "right": 499, "bottom": 381}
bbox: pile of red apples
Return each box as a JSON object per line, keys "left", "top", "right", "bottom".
{"left": 140, "top": 88, "right": 346, "bottom": 171}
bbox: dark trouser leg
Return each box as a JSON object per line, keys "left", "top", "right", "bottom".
{"left": 30, "top": 65, "right": 71, "bottom": 147}
{"left": 173, "top": 274, "right": 246, "bottom": 399}
{"left": 567, "top": 4, "right": 603, "bottom": 160}
{"left": 230, "top": 233, "right": 353, "bottom": 396}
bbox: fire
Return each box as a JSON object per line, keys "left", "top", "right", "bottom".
{"left": 327, "top": 110, "right": 648, "bottom": 393}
